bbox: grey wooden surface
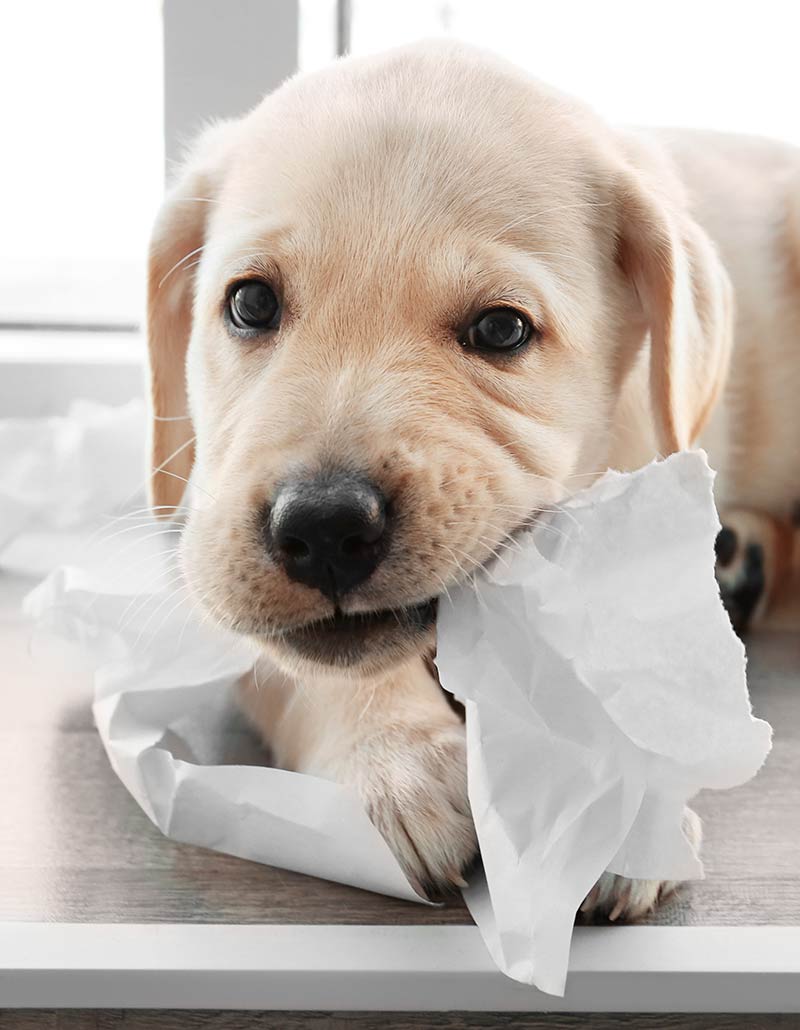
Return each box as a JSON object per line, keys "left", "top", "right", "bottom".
{"left": 0, "top": 572, "right": 798, "bottom": 927}
{"left": 2, "top": 1011, "right": 800, "bottom": 1029}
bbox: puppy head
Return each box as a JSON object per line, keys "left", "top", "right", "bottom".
{"left": 146, "top": 42, "right": 731, "bottom": 678}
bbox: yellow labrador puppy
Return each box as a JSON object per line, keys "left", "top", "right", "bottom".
{"left": 146, "top": 42, "right": 799, "bottom": 916}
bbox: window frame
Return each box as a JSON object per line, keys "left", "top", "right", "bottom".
{"left": 0, "top": 0, "right": 308, "bottom": 416}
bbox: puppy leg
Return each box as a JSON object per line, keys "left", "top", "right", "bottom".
{"left": 715, "top": 508, "right": 794, "bottom": 633}
{"left": 580, "top": 808, "right": 702, "bottom": 922}
{"left": 237, "top": 655, "right": 476, "bottom": 896}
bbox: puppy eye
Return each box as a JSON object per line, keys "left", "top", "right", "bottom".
{"left": 227, "top": 280, "right": 280, "bottom": 332}
{"left": 463, "top": 307, "right": 533, "bottom": 354}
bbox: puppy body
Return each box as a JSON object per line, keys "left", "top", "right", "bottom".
{"left": 611, "top": 128, "right": 800, "bottom": 624}
{"left": 146, "top": 43, "right": 798, "bottom": 912}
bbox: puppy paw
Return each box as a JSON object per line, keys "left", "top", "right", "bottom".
{"left": 580, "top": 873, "right": 681, "bottom": 922}
{"left": 715, "top": 520, "right": 767, "bottom": 634}
{"left": 579, "top": 808, "right": 701, "bottom": 923}
{"left": 714, "top": 508, "right": 795, "bottom": 633}
{"left": 338, "top": 720, "right": 476, "bottom": 897}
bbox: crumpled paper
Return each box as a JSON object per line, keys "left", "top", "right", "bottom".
{"left": 0, "top": 399, "right": 146, "bottom": 573}
{"left": 3, "top": 402, "right": 771, "bottom": 996}
{"left": 435, "top": 451, "right": 772, "bottom": 994}
{"left": 23, "top": 552, "right": 424, "bottom": 906}
{"left": 0, "top": 398, "right": 145, "bottom": 548}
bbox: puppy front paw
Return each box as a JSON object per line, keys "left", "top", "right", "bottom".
{"left": 715, "top": 523, "right": 766, "bottom": 634}
{"left": 580, "top": 807, "right": 702, "bottom": 923}
{"left": 715, "top": 508, "right": 792, "bottom": 633}
{"left": 336, "top": 719, "right": 477, "bottom": 897}
{"left": 579, "top": 873, "right": 680, "bottom": 922}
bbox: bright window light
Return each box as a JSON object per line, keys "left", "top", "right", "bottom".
{"left": 5, "top": 1, "right": 799, "bottom": 331}
{"left": 350, "top": 0, "right": 800, "bottom": 145}
{"left": 0, "top": 0, "right": 163, "bottom": 326}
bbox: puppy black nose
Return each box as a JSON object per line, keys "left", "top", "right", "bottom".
{"left": 266, "top": 472, "right": 388, "bottom": 599}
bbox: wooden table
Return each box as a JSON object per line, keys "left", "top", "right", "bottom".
{"left": 1, "top": 569, "right": 798, "bottom": 1027}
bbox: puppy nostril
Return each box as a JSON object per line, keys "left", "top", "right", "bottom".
{"left": 282, "top": 536, "right": 310, "bottom": 560}
{"left": 341, "top": 533, "right": 371, "bottom": 558}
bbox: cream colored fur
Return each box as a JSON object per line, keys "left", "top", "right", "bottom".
{"left": 145, "top": 42, "right": 799, "bottom": 917}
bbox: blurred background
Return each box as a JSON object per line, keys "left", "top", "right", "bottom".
{"left": 2, "top": 0, "right": 799, "bottom": 415}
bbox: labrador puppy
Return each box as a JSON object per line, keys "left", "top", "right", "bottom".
{"left": 145, "top": 41, "right": 799, "bottom": 917}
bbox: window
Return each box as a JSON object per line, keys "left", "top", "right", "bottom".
{"left": 0, "top": 0, "right": 164, "bottom": 329}
{"left": 4, "top": 0, "right": 798, "bottom": 412}
{"left": 348, "top": 1, "right": 800, "bottom": 145}
{"left": 1, "top": 0, "right": 308, "bottom": 418}
{"left": 1, "top": 0, "right": 309, "bottom": 339}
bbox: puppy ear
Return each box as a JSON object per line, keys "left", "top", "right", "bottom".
{"left": 146, "top": 121, "right": 234, "bottom": 513}
{"left": 615, "top": 168, "right": 733, "bottom": 454}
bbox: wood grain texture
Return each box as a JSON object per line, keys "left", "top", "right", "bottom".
{"left": 0, "top": 572, "right": 798, "bottom": 928}
{"left": 0, "top": 574, "right": 469, "bottom": 926}
{"left": 2, "top": 1011, "right": 800, "bottom": 1029}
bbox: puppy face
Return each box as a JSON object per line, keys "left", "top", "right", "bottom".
{"left": 147, "top": 43, "right": 731, "bottom": 678}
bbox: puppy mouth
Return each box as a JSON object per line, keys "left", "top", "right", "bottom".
{"left": 273, "top": 597, "right": 438, "bottom": 666}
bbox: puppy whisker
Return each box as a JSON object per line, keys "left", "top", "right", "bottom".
{"left": 157, "top": 245, "right": 206, "bottom": 290}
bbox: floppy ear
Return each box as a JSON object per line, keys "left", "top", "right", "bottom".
{"left": 146, "top": 122, "right": 234, "bottom": 513}
{"left": 615, "top": 169, "right": 734, "bottom": 454}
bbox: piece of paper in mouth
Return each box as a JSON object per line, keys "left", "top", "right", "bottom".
{"left": 436, "top": 450, "right": 772, "bottom": 993}
{"left": 3, "top": 402, "right": 772, "bottom": 997}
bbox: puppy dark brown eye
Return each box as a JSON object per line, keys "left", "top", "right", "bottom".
{"left": 464, "top": 307, "right": 532, "bottom": 353}
{"left": 228, "top": 280, "right": 280, "bottom": 332}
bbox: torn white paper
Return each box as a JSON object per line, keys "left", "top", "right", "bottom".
{"left": 0, "top": 399, "right": 146, "bottom": 572}
{"left": 3, "top": 402, "right": 771, "bottom": 997}
{"left": 0, "top": 398, "right": 145, "bottom": 542}
{"left": 435, "top": 451, "right": 772, "bottom": 995}
{"left": 24, "top": 549, "right": 425, "bottom": 906}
